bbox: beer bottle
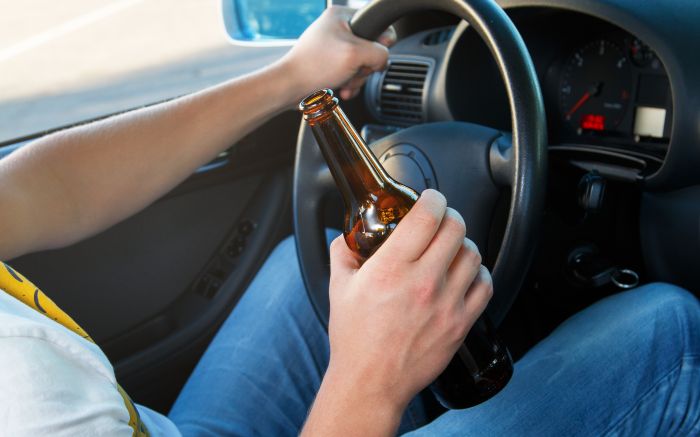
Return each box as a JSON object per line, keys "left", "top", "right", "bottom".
{"left": 299, "top": 89, "right": 513, "bottom": 409}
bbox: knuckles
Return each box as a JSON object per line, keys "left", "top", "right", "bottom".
{"left": 462, "top": 239, "right": 482, "bottom": 267}
{"left": 412, "top": 209, "right": 442, "bottom": 232}
{"left": 443, "top": 208, "right": 467, "bottom": 238}
{"left": 480, "top": 267, "right": 495, "bottom": 300}
{"left": 485, "top": 282, "right": 494, "bottom": 300}
{"left": 464, "top": 247, "right": 482, "bottom": 268}
{"left": 452, "top": 313, "right": 471, "bottom": 342}
{"left": 436, "top": 306, "right": 470, "bottom": 343}
{"left": 413, "top": 275, "right": 441, "bottom": 307}
{"left": 335, "top": 42, "right": 360, "bottom": 71}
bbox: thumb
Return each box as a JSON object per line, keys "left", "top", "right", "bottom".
{"left": 377, "top": 26, "right": 397, "bottom": 48}
{"left": 329, "top": 235, "right": 360, "bottom": 280}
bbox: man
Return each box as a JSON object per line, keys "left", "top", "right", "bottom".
{"left": 0, "top": 7, "right": 698, "bottom": 436}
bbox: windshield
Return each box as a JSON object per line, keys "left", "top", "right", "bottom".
{"left": 0, "top": 0, "right": 284, "bottom": 144}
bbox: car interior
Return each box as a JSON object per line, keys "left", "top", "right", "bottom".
{"left": 2, "top": 0, "right": 699, "bottom": 417}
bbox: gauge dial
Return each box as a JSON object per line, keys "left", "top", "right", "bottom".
{"left": 559, "top": 40, "right": 633, "bottom": 133}
{"left": 629, "top": 38, "right": 655, "bottom": 67}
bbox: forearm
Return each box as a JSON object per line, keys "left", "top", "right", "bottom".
{"left": 302, "top": 364, "right": 405, "bottom": 437}
{"left": 0, "top": 59, "right": 303, "bottom": 259}
{"left": 0, "top": 6, "right": 392, "bottom": 260}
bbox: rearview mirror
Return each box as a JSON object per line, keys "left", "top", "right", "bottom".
{"left": 221, "top": 0, "right": 330, "bottom": 46}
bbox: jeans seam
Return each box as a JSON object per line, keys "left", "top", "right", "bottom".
{"left": 602, "top": 354, "right": 700, "bottom": 436}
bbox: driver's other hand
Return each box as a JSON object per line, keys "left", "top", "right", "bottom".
{"left": 280, "top": 5, "right": 396, "bottom": 102}
{"left": 326, "top": 189, "right": 493, "bottom": 412}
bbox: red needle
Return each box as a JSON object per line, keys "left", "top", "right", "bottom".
{"left": 566, "top": 91, "right": 591, "bottom": 119}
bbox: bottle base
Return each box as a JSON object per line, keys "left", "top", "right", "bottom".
{"left": 430, "top": 350, "right": 514, "bottom": 410}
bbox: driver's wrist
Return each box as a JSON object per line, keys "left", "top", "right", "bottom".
{"left": 271, "top": 55, "right": 316, "bottom": 109}
{"left": 304, "top": 363, "right": 405, "bottom": 436}
{"left": 326, "top": 359, "right": 408, "bottom": 416}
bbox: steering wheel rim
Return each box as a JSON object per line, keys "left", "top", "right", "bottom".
{"left": 294, "top": 0, "right": 547, "bottom": 329}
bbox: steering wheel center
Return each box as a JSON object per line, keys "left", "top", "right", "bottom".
{"left": 379, "top": 144, "right": 437, "bottom": 192}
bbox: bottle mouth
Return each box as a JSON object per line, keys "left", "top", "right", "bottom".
{"left": 299, "top": 88, "right": 338, "bottom": 121}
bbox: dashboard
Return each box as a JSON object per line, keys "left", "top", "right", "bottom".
{"left": 365, "top": 1, "right": 700, "bottom": 189}
{"left": 363, "top": 0, "right": 700, "bottom": 321}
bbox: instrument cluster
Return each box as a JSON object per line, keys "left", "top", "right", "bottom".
{"left": 441, "top": 9, "right": 674, "bottom": 161}
{"left": 547, "top": 32, "right": 672, "bottom": 151}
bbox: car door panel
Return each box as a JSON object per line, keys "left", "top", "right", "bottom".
{"left": 11, "top": 172, "right": 264, "bottom": 344}
{"left": 5, "top": 111, "right": 299, "bottom": 411}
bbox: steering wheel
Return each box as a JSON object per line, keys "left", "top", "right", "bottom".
{"left": 294, "top": 0, "right": 547, "bottom": 329}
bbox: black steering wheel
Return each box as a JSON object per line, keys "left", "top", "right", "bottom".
{"left": 294, "top": 0, "right": 547, "bottom": 329}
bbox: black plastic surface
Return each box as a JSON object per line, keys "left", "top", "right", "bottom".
{"left": 640, "top": 186, "right": 700, "bottom": 295}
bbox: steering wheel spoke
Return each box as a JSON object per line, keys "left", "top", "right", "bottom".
{"left": 489, "top": 134, "right": 515, "bottom": 187}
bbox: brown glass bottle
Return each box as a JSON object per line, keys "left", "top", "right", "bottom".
{"left": 299, "top": 89, "right": 513, "bottom": 409}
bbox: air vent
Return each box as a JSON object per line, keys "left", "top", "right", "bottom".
{"left": 376, "top": 59, "right": 431, "bottom": 125}
{"left": 423, "top": 27, "right": 454, "bottom": 46}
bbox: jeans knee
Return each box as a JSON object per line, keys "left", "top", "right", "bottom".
{"left": 634, "top": 282, "right": 700, "bottom": 347}
{"left": 636, "top": 282, "right": 699, "bottom": 314}
{"left": 270, "top": 234, "right": 297, "bottom": 260}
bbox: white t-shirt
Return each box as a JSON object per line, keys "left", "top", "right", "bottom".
{"left": 0, "top": 290, "right": 181, "bottom": 436}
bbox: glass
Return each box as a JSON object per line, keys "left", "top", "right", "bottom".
{"left": 0, "top": 0, "right": 273, "bottom": 144}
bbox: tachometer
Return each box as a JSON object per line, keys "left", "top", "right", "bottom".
{"left": 559, "top": 39, "right": 633, "bottom": 134}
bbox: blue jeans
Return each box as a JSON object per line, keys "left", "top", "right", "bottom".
{"left": 169, "top": 236, "right": 700, "bottom": 436}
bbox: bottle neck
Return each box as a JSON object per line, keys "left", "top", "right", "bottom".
{"left": 309, "top": 106, "right": 390, "bottom": 201}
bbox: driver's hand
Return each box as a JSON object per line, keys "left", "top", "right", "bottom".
{"left": 279, "top": 6, "right": 396, "bottom": 102}
{"left": 325, "top": 189, "right": 493, "bottom": 411}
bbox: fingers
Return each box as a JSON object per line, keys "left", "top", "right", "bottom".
{"left": 328, "top": 6, "right": 396, "bottom": 48}
{"left": 377, "top": 26, "right": 397, "bottom": 47}
{"left": 421, "top": 208, "right": 467, "bottom": 273}
{"left": 354, "top": 39, "right": 389, "bottom": 72}
{"left": 374, "top": 189, "right": 447, "bottom": 262}
{"left": 329, "top": 235, "right": 361, "bottom": 279}
{"left": 305, "top": 5, "right": 393, "bottom": 100}
{"left": 463, "top": 265, "right": 494, "bottom": 320}
{"left": 339, "top": 67, "right": 373, "bottom": 100}
{"left": 444, "top": 238, "right": 483, "bottom": 301}
{"left": 331, "top": 5, "right": 390, "bottom": 72}
{"left": 339, "top": 86, "right": 362, "bottom": 101}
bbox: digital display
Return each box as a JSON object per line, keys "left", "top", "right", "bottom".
{"left": 633, "top": 106, "right": 666, "bottom": 138}
{"left": 580, "top": 114, "right": 605, "bottom": 131}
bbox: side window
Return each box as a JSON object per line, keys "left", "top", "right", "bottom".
{"left": 0, "top": 1, "right": 283, "bottom": 144}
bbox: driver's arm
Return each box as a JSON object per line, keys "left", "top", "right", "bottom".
{"left": 0, "top": 7, "right": 393, "bottom": 260}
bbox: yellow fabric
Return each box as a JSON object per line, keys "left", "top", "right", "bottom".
{"left": 0, "top": 262, "right": 149, "bottom": 437}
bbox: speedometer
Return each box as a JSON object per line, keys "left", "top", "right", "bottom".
{"left": 558, "top": 39, "right": 633, "bottom": 134}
